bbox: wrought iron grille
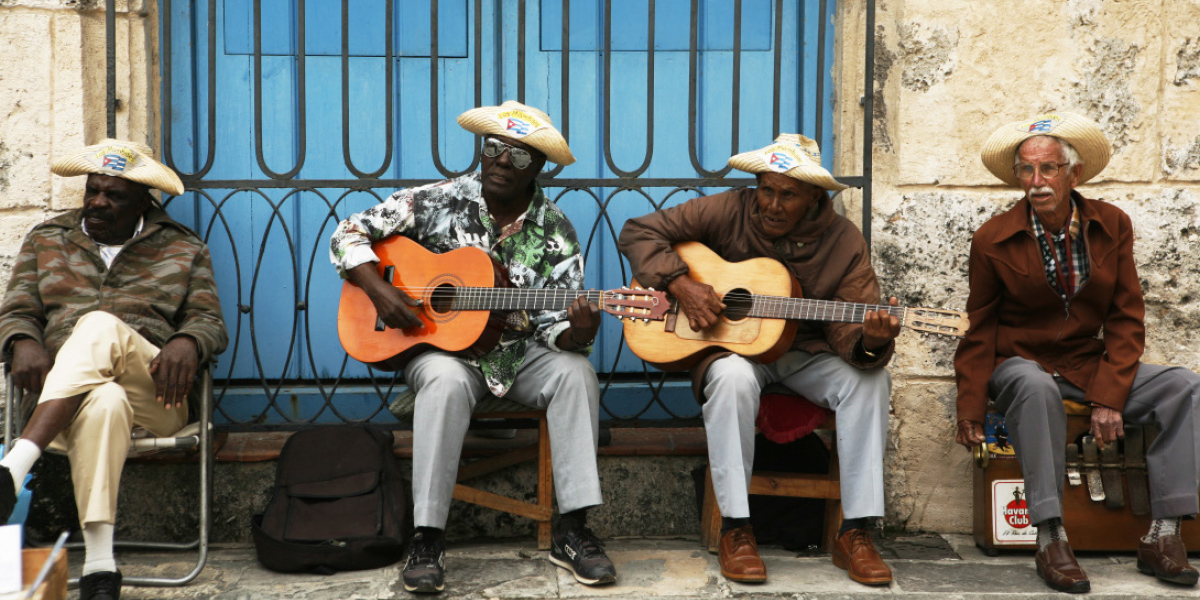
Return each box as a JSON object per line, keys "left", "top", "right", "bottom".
{"left": 149, "top": 0, "right": 875, "bottom": 430}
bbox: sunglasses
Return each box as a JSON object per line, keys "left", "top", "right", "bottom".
{"left": 482, "top": 137, "right": 536, "bottom": 170}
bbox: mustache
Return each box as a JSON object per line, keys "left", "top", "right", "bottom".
{"left": 1027, "top": 186, "right": 1055, "bottom": 198}
{"left": 83, "top": 210, "right": 113, "bottom": 223}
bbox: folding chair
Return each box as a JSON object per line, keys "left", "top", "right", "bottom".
{"left": 2, "top": 362, "right": 213, "bottom": 587}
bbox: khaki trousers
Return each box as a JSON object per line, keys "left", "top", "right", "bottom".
{"left": 37, "top": 311, "right": 187, "bottom": 525}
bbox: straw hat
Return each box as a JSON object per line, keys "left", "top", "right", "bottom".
{"left": 457, "top": 100, "right": 575, "bottom": 166}
{"left": 727, "top": 133, "right": 848, "bottom": 191}
{"left": 51, "top": 138, "right": 185, "bottom": 197}
{"left": 980, "top": 111, "right": 1111, "bottom": 187}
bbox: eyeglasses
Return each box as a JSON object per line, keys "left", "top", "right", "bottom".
{"left": 482, "top": 138, "right": 535, "bottom": 170}
{"left": 1013, "top": 162, "right": 1070, "bottom": 180}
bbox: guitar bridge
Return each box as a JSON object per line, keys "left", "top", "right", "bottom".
{"left": 664, "top": 300, "right": 679, "bottom": 333}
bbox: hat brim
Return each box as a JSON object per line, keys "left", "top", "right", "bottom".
{"left": 51, "top": 140, "right": 185, "bottom": 196}
{"left": 980, "top": 114, "right": 1111, "bottom": 187}
{"left": 728, "top": 150, "right": 849, "bottom": 191}
{"left": 457, "top": 105, "right": 575, "bottom": 166}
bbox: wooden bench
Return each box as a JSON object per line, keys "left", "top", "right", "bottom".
{"left": 698, "top": 390, "right": 842, "bottom": 552}
{"left": 390, "top": 389, "right": 554, "bottom": 549}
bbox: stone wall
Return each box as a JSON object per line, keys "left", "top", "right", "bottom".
{"left": 834, "top": 0, "right": 1200, "bottom": 534}
{"left": 0, "top": 0, "right": 160, "bottom": 407}
{"left": 4, "top": 0, "right": 1198, "bottom": 539}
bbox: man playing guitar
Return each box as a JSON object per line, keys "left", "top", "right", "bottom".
{"left": 329, "top": 101, "right": 616, "bottom": 593}
{"left": 619, "top": 134, "right": 899, "bottom": 586}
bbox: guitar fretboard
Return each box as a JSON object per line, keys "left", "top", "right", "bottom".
{"left": 742, "top": 293, "right": 907, "bottom": 326}
{"left": 407, "top": 287, "right": 608, "bottom": 311}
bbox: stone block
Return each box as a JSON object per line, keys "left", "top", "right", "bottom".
{"left": 886, "top": 381, "right": 971, "bottom": 534}
{"left": 0, "top": 11, "right": 54, "bottom": 208}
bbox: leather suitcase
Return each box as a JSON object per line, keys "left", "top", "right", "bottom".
{"left": 973, "top": 406, "right": 1200, "bottom": 553}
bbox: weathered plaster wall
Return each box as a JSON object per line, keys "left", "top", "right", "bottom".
{"left": 0, "top": 0, "right": 160, "bottom": 408}
{"left": 835, "top": 0, "right": 1200, "bottom": 534}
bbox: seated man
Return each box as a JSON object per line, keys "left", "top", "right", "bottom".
{"left": 618, "top": 134, "right": 899, "bottom": 585}
{"left": 955, "top": 111, "right": 1200, "bottom": 593}
{"left": 0, "top": 139, "right": 228, "bottom": 600}
{"left": 329, "top": 101, "right": 616, "bottom": 594}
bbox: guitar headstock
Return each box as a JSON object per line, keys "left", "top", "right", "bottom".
{"left": 601, "top": 287, "right": 669, "bottom": 321}
{"left": 905, "top": 307, "right": 970, "bottom": 338}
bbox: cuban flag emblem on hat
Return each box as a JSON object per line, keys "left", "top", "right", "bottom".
{"left": 495, "top": 109, "right": 546, "bottom": 138}
{"left": 1025, "top": 114, "right": 1061, "bottom": 134}
{"left": 102, "top": 153, "right": 128, "bottom": 172}
{"left": 762, "top": 145, "right": 802, "bottom": 173}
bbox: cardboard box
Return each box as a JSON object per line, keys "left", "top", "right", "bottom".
{"left": 20, "top": 548, "right": 67, "bottom": 600}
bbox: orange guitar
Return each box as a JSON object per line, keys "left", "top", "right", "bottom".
{"left": 622, "top": 242, "right": 969, "bottom": 371}
{"left": 338, "top": 236, "right": 668, "bottom": 368}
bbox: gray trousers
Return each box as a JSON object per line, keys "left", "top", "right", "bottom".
{"left": 405, "top": 342, "right": 604, "bottom": 528}
{"left": 990, "top": 357, "right": 1200, "bottom": 524}
{"left": 703, "top": 351, "right": 891, "bottom": 520}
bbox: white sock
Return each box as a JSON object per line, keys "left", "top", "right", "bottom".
{"left": 1144, "top": 517, "right": 1182, "bottom": 543}
{"left": 82, "top": 522, "right": 117, "bottom": 575}
{"left": 0, "top": 439, "right": 41, "bottom": 494}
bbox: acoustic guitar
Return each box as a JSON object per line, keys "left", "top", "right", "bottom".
{"left": 622, "top": 242, "right": 969, "bottom": 371}
{"left": 338, "top": 236, "right": 668, "bottom": 368}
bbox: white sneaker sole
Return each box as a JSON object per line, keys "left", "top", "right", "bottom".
{"left": 549, "top": 553, "right": 616, "bottom": 586}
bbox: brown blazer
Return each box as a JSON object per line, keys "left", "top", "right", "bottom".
{"left": 954, "top": 192, "right": 1145, "bottom": 424}
{"left": 618, "top": 188, "right": 892, "bottom": 402}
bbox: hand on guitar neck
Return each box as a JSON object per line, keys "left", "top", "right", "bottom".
{"left": 347, "top": 262, "right": 425, "bottom": 330}
{"left": 861, "top": 296, "right": 902, "bottom": 353}
{"left": 557, "top": 296, "right": 602, "bottom": 350}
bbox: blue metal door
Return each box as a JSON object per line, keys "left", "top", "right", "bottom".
{"left": 160, "top": 0, "right": 850, "bottom": 427}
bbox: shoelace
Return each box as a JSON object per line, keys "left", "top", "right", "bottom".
{"left": 407, "top": 538, "right": 443, "bottom": 567}
{"left": 568, "top": 527, "right": 608, "bottom": 559}
{"left": 847, "top": 529, "right": 875, "bottom": 553}
{"left": 730, "top": 528, "right": 758, "bottom": 553}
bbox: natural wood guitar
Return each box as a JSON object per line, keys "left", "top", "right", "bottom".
{"left": 622, "top": 242, "right": 969, "bottom": 371}
{"left": 338, "top": 236, "right": 668, "bottom": 368}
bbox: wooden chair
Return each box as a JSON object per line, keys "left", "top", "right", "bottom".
{"left": 390, "top": 390, "right": 554, "bottom": 549}
{"left": 699, "top": 389, "right": 842, "bottom": 553}
{"left": 2, "top": 362, "right": 214, "bottom": 587}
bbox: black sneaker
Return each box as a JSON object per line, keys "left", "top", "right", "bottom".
{"left": 0, "top": 465, "right": 15, "bottom": 523}
{"left": 549, "top": 526, "right": 617, "bottom": 585}
{"left": 402, "top": 531, "right": 446, "bottom": 593}
{"left": 79, "top": 570, "right": 122, "bottom": 600}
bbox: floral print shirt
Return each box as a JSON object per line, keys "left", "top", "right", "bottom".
{"left": 330, "top": 172, "right": 587, "bottom": 396}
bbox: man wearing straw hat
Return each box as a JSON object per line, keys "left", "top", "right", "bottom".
{"left": 619, "top": 134, "right": 900, "bottom": 586}
{"left": 330, "top": 101, "right": 616, "bottom": 593}
{"left": 955, "top": 111, "right": 1200, "bottom": 593}
{"left": 0, "top": 139, "right": 228, "bottom": 600}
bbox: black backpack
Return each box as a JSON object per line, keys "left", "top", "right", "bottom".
{"left": 251, "top": 424, "right": 408, "bottom": 574}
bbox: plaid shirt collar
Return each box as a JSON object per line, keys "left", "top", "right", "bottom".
{"left": 1030, "top": 198, "right": 1089, "bottom": 300}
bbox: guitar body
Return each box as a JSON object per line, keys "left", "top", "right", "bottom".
{"left": 623, "top": 242, "right": 800, "bottom": 371}
{"left": 338, "top": 237, "right": 508, "bottom": 369}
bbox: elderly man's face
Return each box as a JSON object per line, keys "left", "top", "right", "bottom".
{"left": 755, "top": 172, "right": 822, "bottom": 239}
{"left": 1016, "top": 136, "right": 1080, "bottom": 230}
{"left": 480, "top": 134, "right": 546, "bottom": 206}
{"left": 83, "top": 174, "right": 152, "bottom": 245}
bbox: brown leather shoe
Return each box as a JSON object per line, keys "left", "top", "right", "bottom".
{"left": 1137, "top": 535, "right": 1199, "bottom": 586}
{"left": 718, "top": 525, "right": 767, "bottom": 583}
{"left": 831, "top": 528, "right": 892, "bottom": 585}
{"left": 1035, "top": 540, "right": 1090, "bottom": 593}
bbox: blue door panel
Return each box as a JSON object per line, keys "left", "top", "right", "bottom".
{"left": 163, "top": 0, "right": 839, "bottom": 423}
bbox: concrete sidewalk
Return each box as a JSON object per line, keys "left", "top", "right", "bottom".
{"left": 61, "top": 534, "right": 1200, "bottom": 599}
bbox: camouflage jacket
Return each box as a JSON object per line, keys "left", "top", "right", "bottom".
{"left": 0, "top": 207, "right": 229, "bottom": 364}
{"left": 329, "top": 172, "right": 587, "bottom": 397}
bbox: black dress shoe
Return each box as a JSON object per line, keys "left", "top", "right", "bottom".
{"left": 79, "top": 571, "right": 122, "bottom": 600}
{"left": 1138, "top": 535, "right": 1200, "bottom": 586}
{"left": 1035, "top": 540, "right": 1090, "bottom": 594}
{"left": 0, "top": 465, "right": 15, "bottom": 523}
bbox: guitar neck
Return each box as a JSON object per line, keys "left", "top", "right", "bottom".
{"left": 748, "top": 295, "right": 908, "bottom": 327}
{"left": 415, "top": 287, "right": 604, "bottom": 312}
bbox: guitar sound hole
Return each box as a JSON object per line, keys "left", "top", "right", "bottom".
{"left": 723, "top": 288, "right": 752, "bottom": 321}
{"left": 429, "top": 284, "right": 457, "bottom": 314}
